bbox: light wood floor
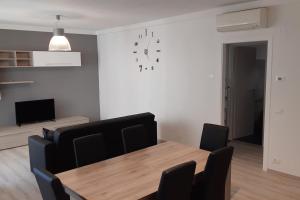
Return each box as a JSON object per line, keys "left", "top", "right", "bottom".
{"left": 230, "top": 142, "right": 300, "bottom": 200}
{"left": 0, "top": 146, "right": 41, "bottom": 200}
{"left": 0, "top": 142, "right": 299, "bottom": 200}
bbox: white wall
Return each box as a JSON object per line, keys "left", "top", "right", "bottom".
{"left": 98, "top": 0, "right": 300, "bottom": 177}
{"left": 266, "top": 1, "right": 300, "bottom": 177}
{"left": 98, "top": 16, "right": 222, "bottom": 145}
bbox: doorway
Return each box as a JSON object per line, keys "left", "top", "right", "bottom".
{"left": 223, "top": 41, "right": 267, "bottom": 146}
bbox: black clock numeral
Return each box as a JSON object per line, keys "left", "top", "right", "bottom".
{"left": 134, "top": 42, "right": 138, "bottom": 46}
{"left": 156, "top": 58, "right": 159, "bottom": 63}
{"left": 133, "top": 51, "right": 137, "bottom": 54}
{"left": 145, "top": 29, "right": 148, "bottom": 37}
{"left": 157, "top": 39, "right": 160, "bottom": 43}
{"left": 139, "top": 65, "right": 143, "bottom": 72}
{"left": 151, "top": 66, "right": 154, "bottom": 70}
{"left": 156, "top": 50, "right": 161, "bottom": 53}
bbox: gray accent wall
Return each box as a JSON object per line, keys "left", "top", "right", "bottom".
{"left": 0, "top": 29, "right": 100, "bottom": 126}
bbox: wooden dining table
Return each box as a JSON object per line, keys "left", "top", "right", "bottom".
{"left": 56, "top": 141, "right": 231, "bottom": 200}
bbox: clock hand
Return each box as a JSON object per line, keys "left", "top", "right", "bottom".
{"left": 146, "top": 40, "right": 151, "bottom": 60}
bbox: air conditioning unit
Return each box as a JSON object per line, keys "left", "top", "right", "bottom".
{"left": 216, "top": 8, "right": 267, "bottom": 32}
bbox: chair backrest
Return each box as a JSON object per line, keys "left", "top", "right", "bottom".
{"left": 50, "top": 112, "right": 157, "bottom": 173}
{"left": 157, "top": 161, "right": 196, "bottom": 200}
{"left": 121, "top": 124, "right": 150, "bottom": 153}
{"left": 195, "top": 146, "right": 234, "bottom": 200}
{"left": 33, "top": 168, "right": 70, "bottom": 200}
{"left": 200, "top": 123, "right": 229, "bottom": 151}
{"left": 73, "top": 133, "right": 107, "bottom": 167}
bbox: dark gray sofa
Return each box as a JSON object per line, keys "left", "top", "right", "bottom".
{"left": 28, "top": 112, "right": 157, "bottom": 173}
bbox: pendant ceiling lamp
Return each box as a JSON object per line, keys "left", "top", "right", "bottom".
{"left": 48, "top": 15, "right": 71, "bottom": 51}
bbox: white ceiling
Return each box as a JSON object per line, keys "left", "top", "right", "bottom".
{"left": 0, "top": 0, "right": 258, "bottom": 32}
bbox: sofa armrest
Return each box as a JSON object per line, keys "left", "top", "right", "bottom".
{"left": 152, "top": 121, "right": 158, "bottom": 145}
{"left": 28, "top": 135, "right": 56, "bottom": 173}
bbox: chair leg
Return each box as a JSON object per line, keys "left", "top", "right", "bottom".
{"left": 225, "top": 164, "right": 231, "bottom": 200}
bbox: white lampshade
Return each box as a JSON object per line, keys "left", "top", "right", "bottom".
{"left": 48, "top": 27, "right": 71, "bottom": 51}
{"left": 49, "top": 35, "right": 71, "bottom": 51}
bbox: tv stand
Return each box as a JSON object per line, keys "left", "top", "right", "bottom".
{"left": 17, "top": 119, "right": 57, "bottom": 127}
{"left": 0, "top": 116, "right": 89, "bottom": 150}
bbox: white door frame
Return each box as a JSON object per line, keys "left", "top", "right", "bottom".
{"left": 220, "top": 29, "right": 273, "bottom": 171}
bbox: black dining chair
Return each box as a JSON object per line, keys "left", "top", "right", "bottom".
{"left": 33, "top": 168, "right": 70, "bottom": 200}
{"left": 73, "top": 133, "right": 107, "bottom": 167}
{"left": 121, "top": 124, "right": 150, "bottom": 153}
{"left": 200, "top": 123, "right": 229, "bottom": 151}
{"left": 191, "top": 146, "right": 234, "bottom": 200}
{"left": 157, "top": 161, "right": 196, "bottom": 200}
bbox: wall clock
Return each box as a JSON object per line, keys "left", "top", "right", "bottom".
{"left": 133, "top": 29, "right": 161, "bottom": 72}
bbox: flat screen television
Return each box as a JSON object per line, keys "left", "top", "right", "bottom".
{"left": 15, "top": 99, "right": 55, "bottom": 126}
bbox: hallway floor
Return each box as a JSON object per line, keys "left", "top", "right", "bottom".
{"left": 230, "top": 141, "right": 300, "bottom": 200}
{"left": 237, "top": 134, "right": 262, "bottom": 145}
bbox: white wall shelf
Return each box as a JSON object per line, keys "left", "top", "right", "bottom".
{"left": 0, "top": 50, "right": 81, "bottom": 99}
{"left": 0, "top": 81, "right": 34, "bottom": 85}
{"left": 0, "top": 66, "right": 35, "bottom": 69}
{"left": 0, "top": 50, "right": 33, "bottom": 67}
{"left": 32, "top": 51, "right": 81, "bottom": 67}
{"left": 0, "top": 50, "right": 81, "bottom": 68}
